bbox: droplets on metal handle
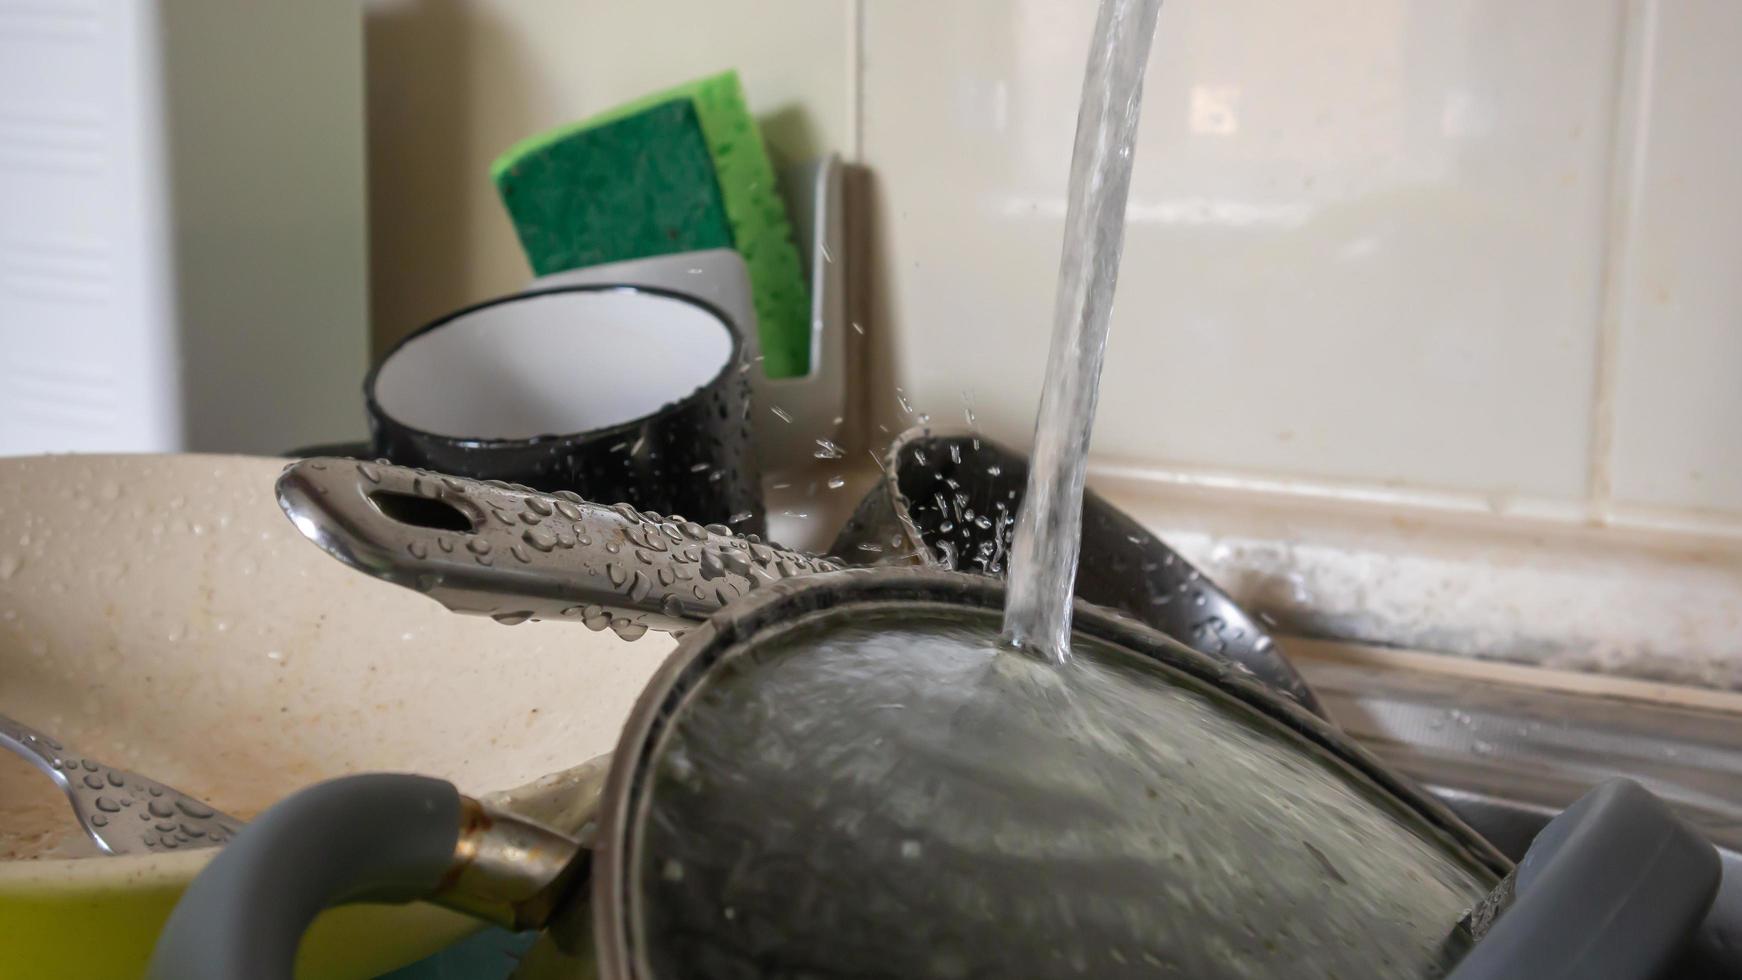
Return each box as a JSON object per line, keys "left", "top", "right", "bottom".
{"left": 277, "top": 458, "right": 844, "bottom": 641}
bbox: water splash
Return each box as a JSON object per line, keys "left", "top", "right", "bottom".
{"left": 1004, "top": 0, "right": 1163, "bottom": 664}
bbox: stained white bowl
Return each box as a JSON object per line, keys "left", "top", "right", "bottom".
{"left": 0, "top": 454, "right": 668, "bottom": 978}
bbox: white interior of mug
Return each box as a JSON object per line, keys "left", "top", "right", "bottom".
{"left": 373, "top": 288, "right": 734, "bottom": 441}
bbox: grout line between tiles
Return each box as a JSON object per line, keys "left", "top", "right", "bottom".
{"left": 1088, "top": 453, "right": 1742, "bottom": 542}
{"left": 1586, "top": 0, "right": 1658, "bottom": 525}
{"left": 1086, "top": 455, "right": 1586, "bottom": 523}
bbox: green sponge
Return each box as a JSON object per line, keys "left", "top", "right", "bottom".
{"left": 493, "top": 71, "right": 810, "bottom": 379}
{"left": 494, "top": 98, "right": 732, "bottom": 273}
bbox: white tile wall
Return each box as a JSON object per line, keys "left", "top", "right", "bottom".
{"left": 365, "top": 0, "right": 1742, "bottom": 532}
{"left": 1607, "top": 0, "right": 1742, "bottom": 519}
{"left": 863, "top": 0, "right": 1626, "bottom": 507}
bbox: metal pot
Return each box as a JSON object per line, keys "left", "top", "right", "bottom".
{"left": 149, "top": 464, "right": 1723, "bottom": 979}
{"left": 832, "top": 427, "right": 1319, "bottom": 712}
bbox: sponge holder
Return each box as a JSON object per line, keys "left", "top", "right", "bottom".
{"left": 530, "top": 155, "right": 849, "bottom": 476}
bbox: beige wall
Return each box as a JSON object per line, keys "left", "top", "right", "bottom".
{"left": 363, "top": 0, "right": 852, "bottom": 354}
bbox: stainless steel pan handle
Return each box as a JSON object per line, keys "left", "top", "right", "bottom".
{"left": 276, "top": 458, "right": 841, "bottom": 640}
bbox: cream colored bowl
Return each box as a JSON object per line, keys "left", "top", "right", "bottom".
{"left": 0, "top": 454, "right": 669, "bottom": 978}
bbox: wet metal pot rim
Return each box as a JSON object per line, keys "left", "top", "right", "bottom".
{"left": 591, "top": 567, "right": 1513, "bottom": 979}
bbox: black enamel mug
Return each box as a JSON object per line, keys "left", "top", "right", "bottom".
{"left": 364, "top": 284, "right": 764, "bottom": 536}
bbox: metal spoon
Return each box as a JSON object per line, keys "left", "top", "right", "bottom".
{"left": 0, "top": 712, "right": 241, "bottom": 855}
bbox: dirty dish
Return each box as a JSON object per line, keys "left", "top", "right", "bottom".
{"left": 0, "top": 453, "right": 667, "bottom": 979}
{"left": 153, "top": 566, "right": 1720, "bottom": 979}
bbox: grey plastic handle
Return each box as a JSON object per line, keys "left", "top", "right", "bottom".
{"left": 147, "top": 774, "right": 462, "bottom": 980}
{"left": 1450, "top": 778, "right": 1721, "bottom": 980}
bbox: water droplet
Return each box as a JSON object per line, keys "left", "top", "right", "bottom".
{"left": 148, "top": 799, "right": 174, "bottom": 818}
{"left": 523, "top": 496, "right": 553, "bottom": 517}
{"left": 407, "top": 540, "right": 428, "bottom": 560}
{"left": 770, "top": 406, "right": 794, "bottom": 423}
{"left": 524, "top": 526, "right": 558, "bottom": 552}
{"left": 90, "top": 815, "right": 108, "bottom": 827}
{"left": 552, "top": 499, "right": 583, "bottom": 521}
{"left": 509, "top": 544, "right": 531, "bottom": 564}
{"left": 94, "top": 796, "right": 121, "bottom": 813}
{"left": 629, "top": 570, "right": 654, "bottom": 601}
{"left": 827, "top": 475, "right": 846, "bottom": 490}
{"left": 357, "top": 463, "right": 381, "bottom": 483}
{"left": 610, "top": 619, "right": 648, "bottom": 641}
{"left": 492, "top": 610, "right": 534, "bottom": 626}
{"left": 813, "top": 439, "right": 845, "bottom": 460}
{"left": 176, "top": 799, "right": 215, "bottom": 819}
{"left": 722, "top": 551, "right": 752, "bottom": 577}
{"left": 466, "top": 538, "right": 492, "bottom": 556}
{"left": 659, "top": 595, "right": 686, "bottom": 618}
{"left": 607, "top": 563, "right": 628, "bottom": 587}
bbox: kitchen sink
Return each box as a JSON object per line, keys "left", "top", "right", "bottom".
{"left": 1291, "top": 637, "right": 1742, "bottom": 975}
